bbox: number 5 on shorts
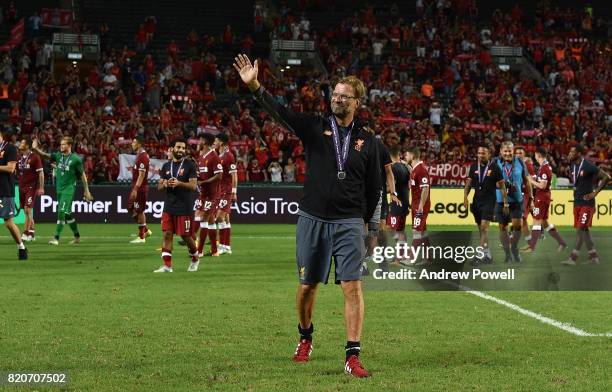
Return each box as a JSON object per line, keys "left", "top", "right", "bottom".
{"left": 581, "top": 213, "right": 588, "bottom": 225}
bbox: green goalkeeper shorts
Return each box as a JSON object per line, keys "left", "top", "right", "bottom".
{"left": 57, "top": 188, "right": 76, "bottom": 215}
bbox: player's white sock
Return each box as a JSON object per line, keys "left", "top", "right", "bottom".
{"left": 18, "top": 242, "right": 25, "bottom": 250}
{"left": 225, "top": 223, "right": 232, "bottom": 251}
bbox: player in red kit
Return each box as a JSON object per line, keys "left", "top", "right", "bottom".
{"left": 154, "top": 139, "right": 199, "bottom": 273}
{"left": 214, "top": 133, "right": 238, "bottom": 255}
{"left": 523, "top": 148, "right": 566, "bottom": 252}
{"left": 561, "top": 145, "right": 610, "bottom": 265}
{"left": 128, "top": 136, "right": 153, "bottom": 243}
{"left": 17, "top": 138, "right": 44, "bottom": 242}
{"left": 404, "top": 147, "right": 431, "bottom": 264}
{"left": 194, "top": 133, "right": 223, "bottom": 257}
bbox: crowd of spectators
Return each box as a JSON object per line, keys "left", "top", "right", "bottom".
{"left": 2, "top": 0, "right": 610, "bottom": 185}
{"left": 273, "top": 0, "right": 611, "bottom": 181}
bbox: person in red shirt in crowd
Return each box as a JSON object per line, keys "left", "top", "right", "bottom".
{"left": 187, "top": 81, "right": 201, "bottom": 102}
{"left": 136, "top": 24, "right": 147, "bottom": 52}
{"left": 160, "top": 105, "right": 172, "bottom": 131}
{"left": 6, "top": 1, "right": 17, "bottom": 23}
{"left": 225, "top": 71, "right": 239, "bottom": 95}
{"left": 10, "top": 83, "right": 23, "bottom": 107}
{"left": 88, "top": 66, "right": 101, "bottom": 88}
{"left": 167, "top": 40, "right": 179, "bottom": 62}
{"left": 16, "top": 69, "right": 29, "bottom": 89}
{"left": 254, "top": 143, "right": 269, "bottom": 167}
{"left": 201, "top": 82, "right": 215, "bottom": 104}
{"left": 128, "top": 136, "right": 152, "bottom": 243}
{"left": 241, "top": 34, "right": 254, "bottom": 56}
{"left": 17, "top": 138, "right": 44, "bottom": 242}
{"left": 144, "top": 16, "right": 156, "bottom": 42}
{"left": 20, "top": 112, "right": 35, "bottom": 135}
{"left": 143, "top": 55, "right": 155, "bottom": 76}
{"left": 295, "top": 155, "right": 306, "bottom": 183}
{"left": 246, "top": 158, "right": 266, "bottom": 182}
{"left": 186, "top": 29, "right": 199, "bottom": 57}
{"left": 236, "top": 159, "right": 247, "bottom": 182}
{"left": 9, "top": 104, "right": 20, "bottom": 124}
{"left": 222, "top": 25, "right": 233, "bottom": 50}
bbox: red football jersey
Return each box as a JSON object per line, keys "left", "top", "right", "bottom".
{"left": 410, "top": 161, "right": 431, "bottom": 211}
{"left": 218, "top": 148, "right": 237, "bottom": 194}
{"left": 18, "top": 152, "right": 43, "bottom": 188}
{"left": 197, "top": 149, "right": 223, "bottom": 198}
{"left": 534, "top": 161, "right": 553, "bottom": 202}
{"left": 132, "top": 149, "right": 150, "bottom": 188}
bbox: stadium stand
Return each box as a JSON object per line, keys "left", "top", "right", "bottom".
{"left": 2, "top": 0, "right": 610, "bottom": 183}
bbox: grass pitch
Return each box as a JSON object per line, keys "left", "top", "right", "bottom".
{"left": 1, "top": 224, "right": 611, "bottom": 391}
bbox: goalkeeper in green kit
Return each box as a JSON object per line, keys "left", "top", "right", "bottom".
{"left": 32, "top": 136, "right": 94, "bottom": 245}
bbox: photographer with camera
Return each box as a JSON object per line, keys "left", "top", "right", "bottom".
{"left": 268, "top": 160, "right": 283, "bottom": 182}
{"left": 495, "top": 141, "right": 533, "bottom": 263}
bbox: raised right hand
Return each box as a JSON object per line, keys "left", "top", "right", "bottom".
{"left": 233, "top": 54, "right": 259, "bottom": 89}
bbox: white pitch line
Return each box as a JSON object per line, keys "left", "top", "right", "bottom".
{"left": 459, "top": 285, "right": 612, "bottom": 337}
{"left": 397, "top": 263, "right": 612, "bottom": 337}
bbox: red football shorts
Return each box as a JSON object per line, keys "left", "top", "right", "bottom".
{"left": 386, "top": 214, "right": 407, "bottom": 232}
{"left": 573, "top": 206, "right": 594, "bottom": 229}
{"left": 531, "top": 198, "right": 550, "bottom": 220}
{"left": 19, "top": 186, "right": 37, "bottom": 209}
{"left": 411, "top": 208, "right": 429, "bottom": 232}
{"left": 128, "top": 187, "right": 148, "bottom": 215}
{"left": 217, "top": 193, "right": 232, "bottom": 214}
{"left": 195, "top": 195, "right": 218, "bottom": 214}
{"left": 161, "top": 212, "right": 194, "bottom": 236}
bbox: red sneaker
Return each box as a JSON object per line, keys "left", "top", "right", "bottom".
{"left": 292, "top": 339, "right": 312, "bottom": 362}
{"left": 344, "top": 355, "right": 370, "bottom": 378}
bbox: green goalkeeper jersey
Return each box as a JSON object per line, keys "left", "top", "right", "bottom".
{"left": 50, "top": 152, "right": 84, "bottom": 191}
